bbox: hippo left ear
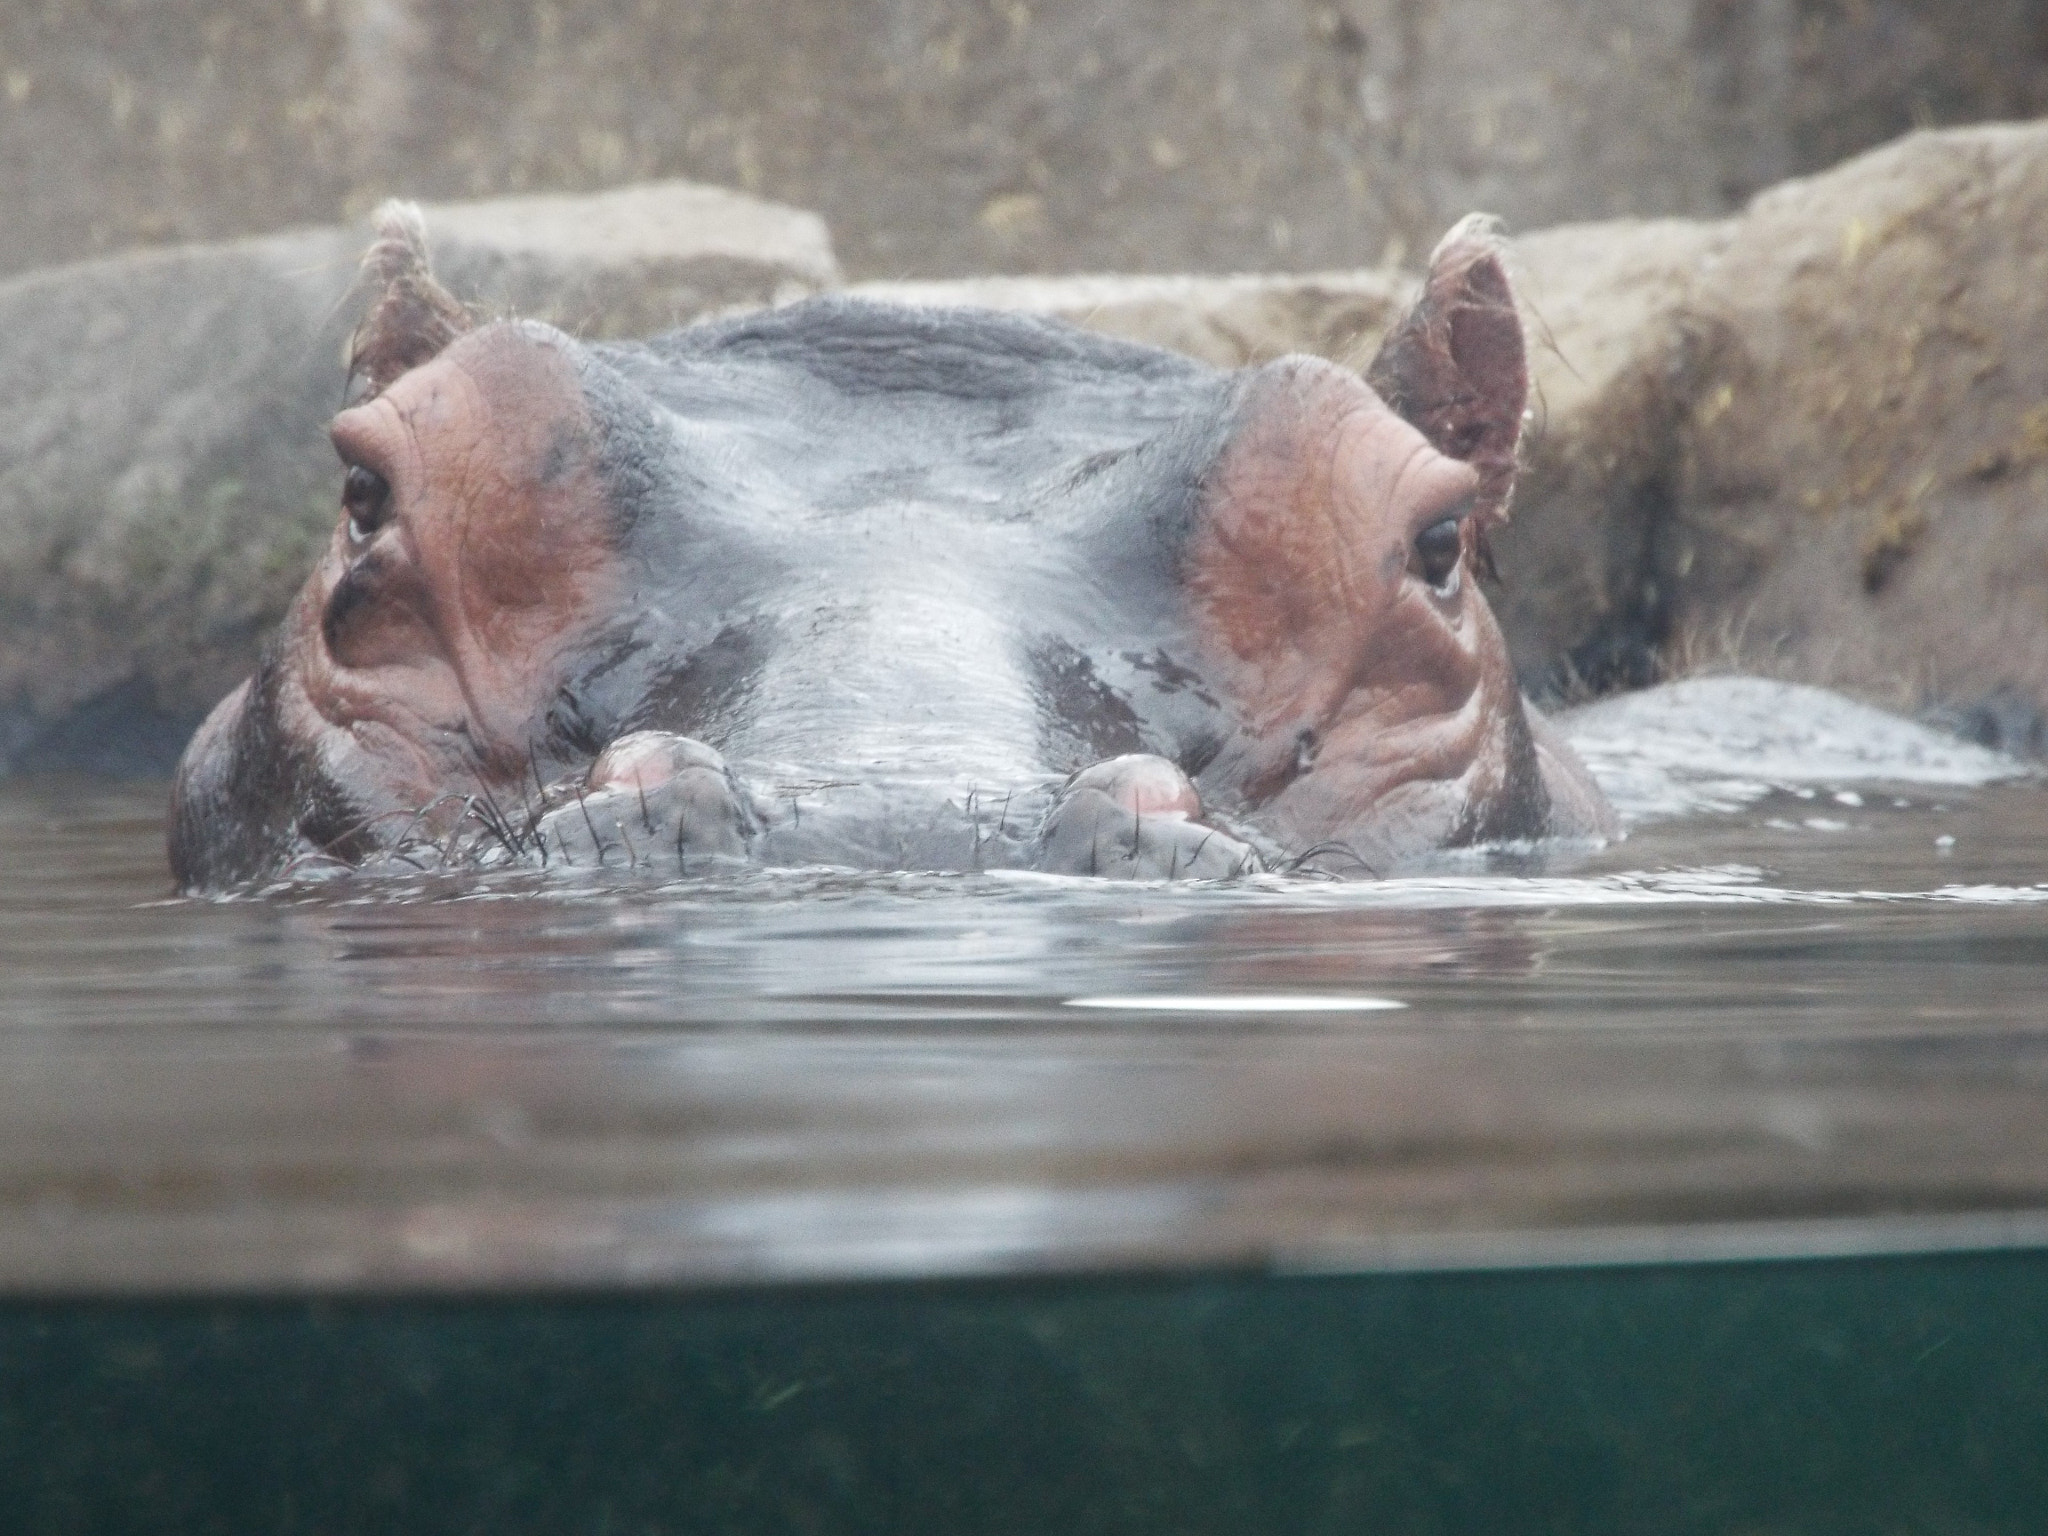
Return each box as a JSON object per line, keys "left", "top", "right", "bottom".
{"left": 346, "top": 200, "right": 472, "bottom": 401}
{"left": 1365, "top": 214, "right": 1527, "bottom": 524}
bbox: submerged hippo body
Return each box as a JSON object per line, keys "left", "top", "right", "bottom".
{"left": 169, "top": 207, "right": 1614, "bottom": 890}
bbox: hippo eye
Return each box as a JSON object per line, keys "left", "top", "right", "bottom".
{"left": 1412, "top": 515, "right": 1465, "bottom": 593}
{"left": 342, "top": 464, "right": 391, "bottom": 546}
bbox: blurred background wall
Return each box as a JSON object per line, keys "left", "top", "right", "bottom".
{"left": 5, "top": 0, "right": 2047, "bottom": 283}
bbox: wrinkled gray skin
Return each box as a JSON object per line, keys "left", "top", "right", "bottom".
{"left": 168, "top": 208, "right": 1613, "bottom": 890}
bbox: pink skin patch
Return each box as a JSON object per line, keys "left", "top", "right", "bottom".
{"left": 1187, "top": 355, "right": 1526, "bottom": 848}
{"left": 273, "top": 323, "right": 623, "bottom": 830}
{"left": 588, "top": 734, "right": 682, "bottom": 793}
{"left": 1072, "top": 755, "right": 1205, "bottom": 820}
{"left": 586, "top": 731, "right": 732, "bottom": 794}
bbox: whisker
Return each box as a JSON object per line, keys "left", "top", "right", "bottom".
{"left": 1283, "top": 840, "right": 1380, "bottom": 878}
{"left": 472, "top": 781, "right": 525, "bottom": 855}
{"left": 573, "top": 784, "right": 609, "bottom": 863}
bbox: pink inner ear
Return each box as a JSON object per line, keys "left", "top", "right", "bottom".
{"left": 1365, "top": 230, "right": 1528, "bottom": 525}
{"left": 347, "top": 202, "right": 472, "bottom": 400}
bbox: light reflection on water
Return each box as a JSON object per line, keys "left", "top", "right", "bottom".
{"left": 3, "top": 736, "right": 2048, "bottom": 1292}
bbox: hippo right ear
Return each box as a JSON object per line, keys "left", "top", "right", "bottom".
{"left": 1365, "top": 214, "right": 1528, "bottom": 525}
{"left": 345, "top": 200, "right": 472, "bottom": 400}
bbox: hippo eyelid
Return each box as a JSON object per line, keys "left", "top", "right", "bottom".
{"left": 1417, "top": 488, "right": 1478, "bottom": 534}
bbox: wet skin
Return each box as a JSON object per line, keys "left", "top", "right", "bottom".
{"left": 168, "top": 214, "right": 1615, "bottom": 889}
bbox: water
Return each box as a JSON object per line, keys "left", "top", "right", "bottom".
{"left": 4, "top": 679, "right": 2048, "bottom": 1293}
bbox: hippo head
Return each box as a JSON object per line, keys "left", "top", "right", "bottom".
{"left": 169, "top": 205, "right": 1610, "bottom": 889}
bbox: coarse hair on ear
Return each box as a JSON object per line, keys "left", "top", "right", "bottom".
{"left": 345, "top": 199, "right": 473, "bottom": 401}
{"left": 1365, "top": 213, "right": 1528, "bottom": 529}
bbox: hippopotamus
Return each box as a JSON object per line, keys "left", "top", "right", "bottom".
{"left": 167, "top": 205, "right": 1614, "bottom": 890}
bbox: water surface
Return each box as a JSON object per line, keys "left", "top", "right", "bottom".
{"left": 5, "top": 681, "right": 2047, "bottom": 1292}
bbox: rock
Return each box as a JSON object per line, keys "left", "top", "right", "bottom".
{"left": 849, "top": 270, "right": 1414, "bottom": 371}
{"left": 0, "top": 182, "right": 837, "bottom": 776}
{"left": 1500, "top": 122, "right": 2048, "bottom": 731}
{"left": 0, "top": 228, "right": 350, "bottom": 778}
{"left": 9, "top": 0, "right": 2048, "bottom": 285}
{"left": 426, "top": 182, "right": 837, "bottom": 339}
{"left": 1490, "top": 217, "right": 1733, "bottom": 691}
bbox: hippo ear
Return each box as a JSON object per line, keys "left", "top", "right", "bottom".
{"left": 1365, "top": 214, "right": 1527, "bottom": 524}
{"left": 346, "top": 200, "right": 472, "bottom": 400}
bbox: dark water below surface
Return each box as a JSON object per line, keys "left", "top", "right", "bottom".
{"left": 6, "top": 680, "right": 2048, "bottom": 1293}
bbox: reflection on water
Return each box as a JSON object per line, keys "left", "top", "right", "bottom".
{"left": 3, "top": 691, "right": 2048, "bottom": 1291}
